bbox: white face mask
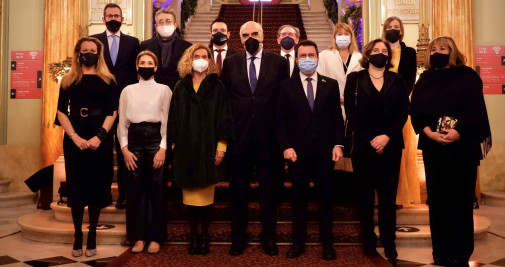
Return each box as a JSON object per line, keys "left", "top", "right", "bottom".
{"left": 157, "top": 25, "right": 175, "bottom": 38}
{"left": 335, "top": 35, "right": 351, "bottom": 49}
{"left": 192, "top": 58, "right": 209, "bottom": 73}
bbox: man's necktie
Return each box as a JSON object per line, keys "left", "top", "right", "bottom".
{"left": 216, "top": 49, "right": 223, "bottom": 71}
{"left": 306, "top": 77, "right": 314, "bottom": 110}
{"left": 285, "top": 54, "right": 291, "bottom": 76}
{"left": 110, "top": 34, "right": 118, "bottom": 66}
{"left": 249, "top": 56, "right": 258, "bottom": 93}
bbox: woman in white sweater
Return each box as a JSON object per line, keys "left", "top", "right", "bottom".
{"left": 117, "top": 50, "right": 172, "bottom": 254}
{"left": 317, "top": 22, "right": 362, "bottom": 119}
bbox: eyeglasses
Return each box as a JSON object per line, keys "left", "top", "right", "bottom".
{"left": 280, "top": 32, "right": 296, "bottom": 37}
{"left": 157, "top": 19, "right": 174, "bottom": 26}
{"left": 298, "top": 53, "right": 317, "bottom": 59}
{"left": 242, "top": 32, "right": 259, "bottom": 38}
{"left": 105, "top": 14, "right": 122, "bottom": 19}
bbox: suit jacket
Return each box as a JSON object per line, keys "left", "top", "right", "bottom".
{"left": 343, "top": 70, "right": 409, "bottom": 153}
{"left": 317, "top": 50, "right": 363, "bottom": 99}
{"left": 276, "top": 72, "right": 345, "bottom": 158}
{"left": 397, "top": 42, "right": 417, "bottom": 94}
{"left": 140, "top": 36, "right": 192, "bottom": 90}
{"left": 90, "top": 31, "right": 140, "bottom": 107}
{"left": 221, "top": 49, "right": 289, "bottom": 154}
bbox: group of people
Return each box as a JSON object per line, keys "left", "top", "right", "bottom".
{"left": 56, "top": 3, "right": 491, "bottom": 267}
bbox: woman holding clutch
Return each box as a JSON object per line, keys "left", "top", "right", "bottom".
{"left": 410, "top": 36, "right": 492, "bottom": 267}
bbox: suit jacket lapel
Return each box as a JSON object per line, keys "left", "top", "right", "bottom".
{"left": 116, "top": 32, "right": 127, "bottom": 66}
{"left": 99, "top": 32, "right": 113, "bottom": 69}
{"left": 313, "top": 75, "right": 328, "bottom": 113}
{"left": 382, "top": 71, "right": 396, "bottom": 95}
{"left": 254, "top": 50, "right": 268, "bottom": 93}
{"left": 291, "top": 73, "right": 313, "bottom": 112}
{"left": 237, "top": 52, "right": 252, "bottom": 94}
{"left": 359, "top": 70, "right": 373, "bottom": 98}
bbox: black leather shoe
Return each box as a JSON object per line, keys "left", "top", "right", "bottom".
{"left": 432, "top": 256, "right": 449, "bottom": 266}
{"left": 199, "top": 235, "right": 210, "bottom": 255}
{"left": 261, "top": 238, "right": 278, "bottom": 256}
{"left": 286, "top": 244, "right": 305, "bottom": 258}
{"left": 115, "top": 199, "right": 126, "bottom": 209}
{"left": 188, "top": 236, "right": 199, "bottom": 255}
{"left": 387, "top": 257, "right": 397, "bottom": 267}
{"left": 229, "top": 242, "right": 246, "bottom": 256}
{"left": 364, "top": 246, "right": 379, "bottom": 257}
{"left": 322, "top": 245, "right": 336, "bottom": 260}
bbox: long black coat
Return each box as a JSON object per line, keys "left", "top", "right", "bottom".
{"left": 168, "top": 74, "right": 234, "bottom": 188}
{"left": 397, "top": 42, "right": 417, "bottom": 94}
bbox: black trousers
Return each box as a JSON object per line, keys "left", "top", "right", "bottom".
{"left": 352, "top": 146, "right": 401, "bottom": 257}
{"left": 423, "top": 150, "right": 477, "bottom": 262}
{"left": 125, "top": 122, "right": 166, "bottom": 243}
{"left": 289, "top": 144, "right": 334, "bottom": 246}
{"left": 229, "top": 139, "right": 279, "bottom": 244}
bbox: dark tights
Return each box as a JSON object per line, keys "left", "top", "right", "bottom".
{"left": 71, "top": 206, "right": 101, "bottom": 250}
{"left": 187, "top": 205, "right": 212, "bottom": 237}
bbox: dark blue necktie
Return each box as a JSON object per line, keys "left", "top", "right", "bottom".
{"left": 249, "top": 56, "right": 258, "bottom": 93}
{"left": 306, "top": 77, "right": 314, "bottom": 110}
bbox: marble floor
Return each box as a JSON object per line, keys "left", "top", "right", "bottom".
{"left": 1, "top": 205, "right": 504, "bottom": 267}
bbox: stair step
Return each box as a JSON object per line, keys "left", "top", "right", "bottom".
{"left": 0, "top": 180, "right": 10, "bottom": 193}
{"left": 482, "top": 191, "right": 505, "bottom": 207}
{"left": 0, "top": 204, "right": 38, "bottom": 238}
{"left": 50, "top": 201, "right": 359, "bottom": 223}
{"left": 18, "top": 211, "right": 360, "bottom": 245}
{"left": 0, "top": 192, "right": 37, "bottom": 208}
{"left": 18, "top": 210, "right": 491, "bottom": 246}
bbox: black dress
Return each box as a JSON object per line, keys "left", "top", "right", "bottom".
{"left": 57, "top": 75, "right": 116, "bottom": 208}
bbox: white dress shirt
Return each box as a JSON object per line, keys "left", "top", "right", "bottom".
{"left": 117, "top": 79, "right": 172, "bottom": 149}
{"left": 106, "top": 30, "right": 120, "bottom": 51}
{"left": 281, "top": 50, "right": 295, "bottom": 76}
{"left": 213, "top": 44, "right": 228, "bottom": 65}
{"left": 246, "top": 47, "right": 263, "bottom": 85}
{"left": 299, "top": 71, "right": 318, "bottom": 99}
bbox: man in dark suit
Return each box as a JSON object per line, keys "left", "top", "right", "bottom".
{"left": 221, "top": 21, "right": 289, "bottom": 256}
{"left": 91, "top": 3, "right": 140, "bottom": 209}
{"left": 140, "top": 8, "right": 192, "bottom": 90}
{"left": 277, "top": 25, "right": 300, "bottom": 77}
{"left": 209, "top": 17, "right": 237, "bottom": 73}
{"left": 276, "top": 40, "right": 345, "bottom": 260}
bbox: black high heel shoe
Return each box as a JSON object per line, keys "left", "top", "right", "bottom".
{"left": 199, "top": 235, "right": 210, "bottom": 255}
{"left": 188, "top": 235, "right": 199, "bottom": 255}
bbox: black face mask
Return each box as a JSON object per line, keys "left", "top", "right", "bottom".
{"left": 430, "top": 53, "right": 450, "bottom": 69}
{"left": 79, "top": 53, "right": 99, "bottom": 67}
{"left": 105, "top": 20, "right": 122, "bottom": 33}
{"left": 211, "top": 32, "right": 228, "bottom": 46}
{"left": 280, "top": 36, "right": 295, "bottom": 50}
{"left": 138, "top": 67, "right": 155, "bottom": 80}
{"left": 244, "top": 37, "right": 260, "bottom": 55}
{"left": 385, "top": 29, "right": 401, "bottom": 43}
{"left": 369, "top": 53, "right": 388, "bottom": 68}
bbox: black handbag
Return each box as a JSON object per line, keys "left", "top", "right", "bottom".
{"left": 335, "top": 77, "right": 358, "bottom": 172}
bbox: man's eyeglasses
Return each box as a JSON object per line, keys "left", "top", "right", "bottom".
{"left": 298, "top": 53, "right": 317, "bottom": 59}
{"left": 157, "top": 19, "right": 174, "bottom": 26}
{"left": 105, "top": 14, "right": 122, "bottom": 19}
{"left": 242, "top": 32, "right": 259, "bottom": 38}
{"left": 280, "top": 32, "right": 296, "bottom": 37}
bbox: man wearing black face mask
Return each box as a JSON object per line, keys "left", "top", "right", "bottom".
{"left": 277, "top": 25, "right": 300, "bottom": 77}
{"left": 91, "top": 3, "right": 140, "bottom": 210}
{"left": 221, "top": 21, "right": 289, "bottom": 257}
{"left": 209, "top": 18, "right": 237, "bottom": 73}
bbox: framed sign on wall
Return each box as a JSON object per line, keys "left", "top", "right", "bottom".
{"left": 381, "top": 0, "right": 419, "bottom": 24}
{"left": 89, "top": 0, "right": 133, "bottom": 25}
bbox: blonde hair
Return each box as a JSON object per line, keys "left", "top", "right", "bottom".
{"left": 136, "top": 50, "right": 159, "bottom": 67}
{"left": 426, "top": 36, "right": 467, "bottom": 69}
{"left": 177, "top": 44, "right": 219, "bottom": 78}
{"left": 382, "top": 16, "right": 404, "bottom": 42}
{"left": 61, "top": 37, "right": 115, "bottom": 89}
{"left": 330, "top": 22, "right": 359, "bottom": 53}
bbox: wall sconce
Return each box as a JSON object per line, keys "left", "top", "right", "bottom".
{"left": 48, "top": 57, "right": 72, "bottom": 84}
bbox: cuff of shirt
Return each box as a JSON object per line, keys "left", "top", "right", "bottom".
{"left": 160, "top": 136, "right": 167, "bottom": 149}
{"left": 334, "top": 145, "right": 344, "bottom": 148}
{"left": 119, "top": 137, "right": 128, "bottom": 149}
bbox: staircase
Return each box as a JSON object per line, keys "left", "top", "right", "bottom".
{"left": 299, "top": 4, "right": 334, "bottom": 51}
{"left": 184, "top": 5, "right": 222, "bottom": 45}
{"left": 0, "top": 180, "right": 37, "bottom": 238}
{"left": 482, "top": 191, "right": 505, "bottom": 207}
